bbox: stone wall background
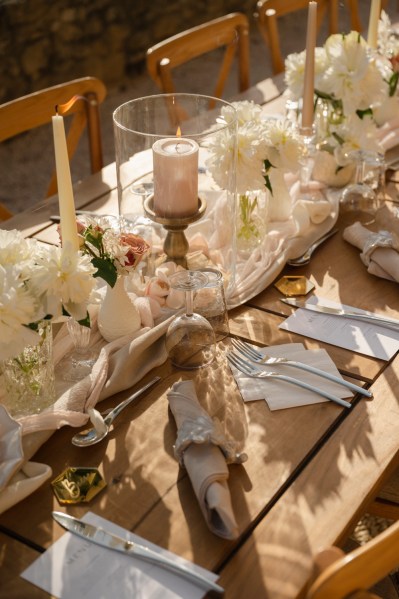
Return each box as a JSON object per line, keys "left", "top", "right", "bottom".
{"left": 0, "top": 0, "right": 256, "bottom": 103}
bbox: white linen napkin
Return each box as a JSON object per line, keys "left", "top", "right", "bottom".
{"left": 167, "top": 380, "right": 246, "bottom": 540}
{"left": 0, "top": 313, "right": 174, "bottom": 514}
{"left": 343, "top": 222, "right": 399, "bottom": 282}
{"left": 229, "top": 343, "right": 352, "bottom": 410}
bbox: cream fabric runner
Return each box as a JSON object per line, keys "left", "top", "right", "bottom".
{"left": 0, "top": 314, "right": 173, "bottom": 514}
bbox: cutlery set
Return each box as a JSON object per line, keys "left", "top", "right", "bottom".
{"left": 52, "top": 512, "right": 223, "bottom": 594}
{"left": 282, "top": 297, "right": 399, "bottom": 329}
{"left": 231, "top": 339, "right": 372, "bottom": 398}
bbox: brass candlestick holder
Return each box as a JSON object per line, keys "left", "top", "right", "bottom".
{"left": 143, "top": 195, "right": 206, "bottom": 267}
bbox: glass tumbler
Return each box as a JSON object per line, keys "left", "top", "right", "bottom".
{"left": 193, "top": 268, "right": 230, "bottom": 342}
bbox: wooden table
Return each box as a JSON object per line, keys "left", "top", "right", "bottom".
{"left": 1, "top": 75, "right": 399, "bottom": 599}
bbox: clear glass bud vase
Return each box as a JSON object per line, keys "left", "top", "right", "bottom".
{"left": 2, "top": 320, "right": 56, "bottom": 418}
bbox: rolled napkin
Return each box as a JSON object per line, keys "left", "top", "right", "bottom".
{"left": 343, "top": 222, "right": 399, "bottom": 282}
{"left": 167, "top": 380, "right": 247, "bottom": 540}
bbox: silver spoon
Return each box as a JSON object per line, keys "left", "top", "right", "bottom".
{"left": 287, "top": 228, "right": 338, "bottom": 267}
{"left": 71, "top": 377, "right": 160, "bottom": 447}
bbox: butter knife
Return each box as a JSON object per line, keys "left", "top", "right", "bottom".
{"left": 52, "top": 512, "right": 223, "bottom": 594}
{"left": 282, "top": 298, "right": 399, "bottom": 330}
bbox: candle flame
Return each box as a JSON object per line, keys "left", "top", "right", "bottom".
{"left": 57, "top": 95, "right": 86, "bottom": 116}
{"left": 176, "top": 126, "right": 181, "bottom": 137}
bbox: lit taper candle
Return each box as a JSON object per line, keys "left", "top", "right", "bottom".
{"left": 301, "top": 1, "right": 318, "bottom": 132}
{"left": 52, "top": 110, "right": 79, "bottom": 251}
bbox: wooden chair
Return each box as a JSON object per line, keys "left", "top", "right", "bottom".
{"left": 306, "top": 519, "right": 399, "bottom": 598}
{"left": 346, "top": 0, "right": 362, "bottom": 31}
{"left": 0, "top": 76, "right": 106, "bottom": 220}
{"left": 146, "top": 13, "right": 250, "bottom": 108}
{"left": 348, "top": 0, "right": 390, "bottom": 34}
{"left": 254, "top": 0, "right": 339, "bottom": 75}
{"left": 367, "top": 467, "right": 399, "bottom": 521}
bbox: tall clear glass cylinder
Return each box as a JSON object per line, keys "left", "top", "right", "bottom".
{"left": 113, "top": 93, "right": 237, "bottom": 300}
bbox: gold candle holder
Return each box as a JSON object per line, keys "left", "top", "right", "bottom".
{"left": 143, "top": 195, "right": 206, "bottom": 267}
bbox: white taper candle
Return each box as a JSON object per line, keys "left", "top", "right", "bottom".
{"left": 367, "top": 0, "right": 381, "bottom": 49}
{"left": 301, "top": 1, "right": 318, "bottom": 132}
{"left": 52, "top": 113, "right": 79, "bottom": 251}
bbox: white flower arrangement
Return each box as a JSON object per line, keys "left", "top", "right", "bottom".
{"left": 206, "top": 101, "right": 301, "bottom": 195}
{"left": 0, "top": 229, "right": 97, "bottom": 361}
{"left": 284, "top": 15, "right": 399, "bottom": 163}
{"left": 206, "top": 100, "right": 301, "bottom": 243}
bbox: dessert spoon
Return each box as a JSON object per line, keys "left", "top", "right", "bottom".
{"left": 287, "top": 228, "right": 338, "bottom": 266}
{"left": 71, "top": 377, "right": 160, "bottom": 447}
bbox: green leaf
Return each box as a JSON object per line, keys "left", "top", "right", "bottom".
{"left": 264, "top": 174, "right": 273, "bottom": 195}
{"left": 356, "top": 107, "right": 373, "bottom": 120}
{"left": 332, "top": 132, "right": 345, "bottom": 146}
{"left": 388, "top": 71, "right": 399, "bottom": 97}
{"left": 78, "top": 313, "right": 91, "bottom": 328}
{"left": 91, "top": 257, "right": 118, "bottom": 287}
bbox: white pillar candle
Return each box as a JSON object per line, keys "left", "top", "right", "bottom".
{"left": 301, "top": 1, "right": 318, "bottom": 132}
{"left": 152, "top": 137, "right": 199, "bottom": 218}
{"left": 52, "top": 113, "right": 79, "bottom": 251}
{"left": 367, "top": 0, "right": 381, "bottom": 49}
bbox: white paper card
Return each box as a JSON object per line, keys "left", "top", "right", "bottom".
{"left": 279, "top": 297, "right": 399, "bottom": 360}
{"left": 21, "top": 512, "right": 219, "bottom": 599}
{"left": 229, "top": 342, "right": 354, "bottom": 410}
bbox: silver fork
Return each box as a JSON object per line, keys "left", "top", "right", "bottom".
{"left": 232, "top": 339, "right": 372, "bottom": 398}
{"left": 227, "top": 351, "right": 352, "bottom": 408}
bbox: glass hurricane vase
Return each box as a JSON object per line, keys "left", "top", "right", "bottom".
{"left": 2, "top": 320, "right": 56, "bottom": 418}
{"left": 113, "top": 93, "right": 237, "bottom": 298}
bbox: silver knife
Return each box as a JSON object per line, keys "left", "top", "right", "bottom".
{"left": 282, "top": 298, "right": 399, "bottom": 330}
{"left": 52, "top": 512, "right": 223, "bottom": 594}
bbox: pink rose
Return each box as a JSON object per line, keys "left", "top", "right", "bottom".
{"left": 120, "top": 234, "right": 150, "bottom": 268}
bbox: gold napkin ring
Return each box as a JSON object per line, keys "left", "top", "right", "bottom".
{"left": 361, "top": 230, "right": 399, "bottom": 266}
{"left": 174, "top": 415, "right": 248, "bottom": 465}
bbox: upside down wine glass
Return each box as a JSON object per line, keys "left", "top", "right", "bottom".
{"left": 57, "top": 318, "right": 97, "bottom": 382}
{"left": 165, "top": 271, "right": 216, "bottom": 369}
{"left": 340, "top": 150, "right": 384, "bottom": 214}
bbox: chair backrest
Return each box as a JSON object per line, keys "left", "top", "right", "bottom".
{"left": 254, "top": 0, "right": 339, "bottom": 74}
{"left": 306, "top": 519, "right": 399, "bottom": 599}
{"left": 348, "top": 0, "right": 390, "bottom": 35}
{"left": 0, "top": 77, "right": 107, "bottom": 202}
{"left": 146, "top": 12, "right": 250, "bottom": 107}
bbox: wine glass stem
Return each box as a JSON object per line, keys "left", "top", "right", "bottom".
{"left": 354, "top": 158, "right": 365, "bottom": 184}
{"left": 185, "top": 290, "right": 194, "bottom": 317}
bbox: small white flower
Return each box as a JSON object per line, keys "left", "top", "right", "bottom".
{"left": 285, "top": 48, "right": 327, "bottom": 100}
{"left": 0, "top": 229, "right": 37, "bottom": 271}
{"left": 207, "top": 101, "right": 300, "bottom": 195}
{"left": 29, "top": 243, "right": 97, "bottom": 321}
{"left": 0, "top": 264, "right": 40, "bottom": 361}
{"left": 262, "top": 119, "right": 301, "bottom": 171}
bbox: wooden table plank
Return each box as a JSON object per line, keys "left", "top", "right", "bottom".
{"left": 0, "top": 337, "right": 353, "bottom": 563}
{"left": 2, "top": 163, "right": 117, "bottom": 237}
{"left": 0, "top": 533, "right": 47, "bottom": 599}
{"left": 218, "top": 356, "right": 399, "bottom": 599}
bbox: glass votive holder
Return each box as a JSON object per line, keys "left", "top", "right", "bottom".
{"left": 362, "top": 151, "right": 386, "bottom": 192}
{"left": 193, "top": 268, "right": 230, "bottom": 342}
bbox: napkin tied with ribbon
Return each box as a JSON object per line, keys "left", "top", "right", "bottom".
{"left": 343, "top": 222, "right": 399, "bottom": 282}
{"left": 167, "top": 380, "right": 246, "bottom": 540}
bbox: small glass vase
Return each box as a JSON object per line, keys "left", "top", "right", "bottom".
{"left": 237, "top": 191, "right": 267, "bottom": 253}
{"left": 2, "top": 320, "right": 56, "bottom": 418}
